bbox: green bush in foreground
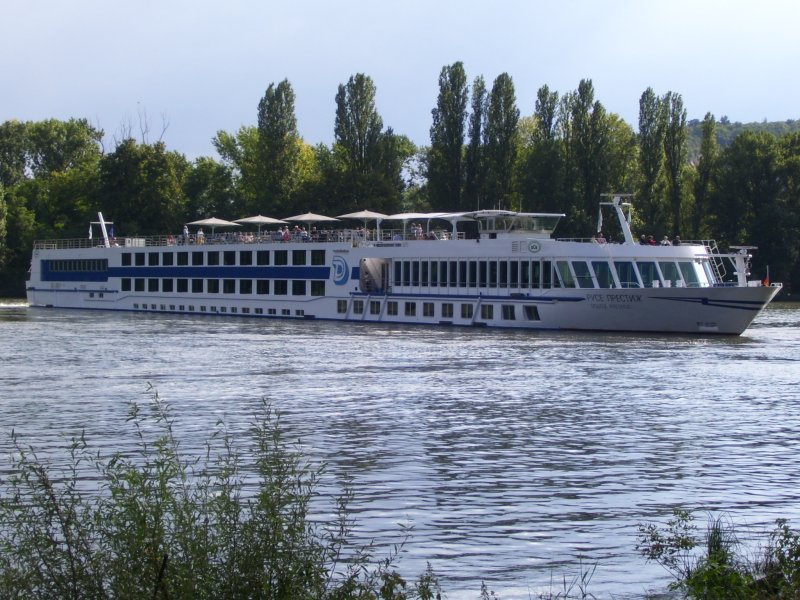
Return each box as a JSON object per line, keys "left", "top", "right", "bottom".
{"left": 0, "top": 390, "right": 441, "bottom": 600}
{"left": 637, "top": 508, "right": 800, "bottom": 599}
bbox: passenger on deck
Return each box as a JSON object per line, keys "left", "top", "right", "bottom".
{"left": 673, "top": 235, "right": 681, "bottom": 246}
{"left": 593, "top": 231, "right": 606, "bottom": 244}
{"left": 660, "top": 236, "right": 672, "bottom": 246}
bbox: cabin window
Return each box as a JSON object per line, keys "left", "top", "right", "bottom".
{"left": 223, "top": 279, "right": 236, "bottom": 294}
{"left": 135, "top": 252, "right": 145, "bottom": 266}
{"left": 400, "top": 261, "right": 409, "bottom": 286}
{"left": 592, "top": 261, "right": 616, "bottom": 288}
{"left": 449, "top": 261, "right": 458, "bottom": 287}
{"left": 468, "top": 261, "right": 477, "bottom": 287}
{"left": 480, "top": 304, "right": 494, "bottom": 319}
{"left": 224, "top": 251, "right": 236, "bottom": 266}
{"left": 542, "top": 261, "right": 552, "bottom": 288}
{"left": 256, "top": 251, "right": 270, "bottom": 265}
{"left": 353, "top": 300, "right": 364, "bottom": 314}
{"left": 461, "top": 304, "right": 473, "bottom": 319}
{"left": 423, "top": 302, "right": 434, "bottom": 317}
{"left": 430, "top": 261, "right": 439, "bottom": 286}
{"left": 311, "top": 281, "right": 325, "bottom": 296}
{"left": 637, "top": 261, "right": 660, "bottom": 288}
{"left": 240, "top": 251, "right": 253, "bottom": 266}
{"left": 122, "top": 253, "right": 132, "bottom": 266}
{"left": 177, "top": 252, "right": 188, "bottom": 266}
{"left": 498, "top": 261, "right": 508, "bottom": 288}
{"left": 502, "top": 305, "right": 516, "bottom": 320}
{"left": 659, "top": 261, "right": 681, "bottom": 287}
{"left": 177, "top": 279, "right": 188, "bottom": 293}
{"left": 370, "top": 300, "right": 381, "bottom": 314}
{"left": 523, "top": 305, "right": 540, "bottom": 321}
{"left": 337, "top": 300, "right": 348, "bottom": 314}
{"left": 508, "top": 261, "right": 518, "bottom": 288}
{"left": 207, "top": 280, "right": 219, "bottom": 293}
{"left": 192, "top": 252, "right": 204, "bottom": 266}
{"left": 311, "top": 249, "right": 326, "bottom": 265}
{"left": 207, "top": 251, "right": 220, "bottom": 266}
{"left": 440, "top": 261, "right": 449, "bottom": 286}
{"left": 572, "top": 261, "right": 594, "bottom": 288}
{"left": 479, "top": 261, "right": 487, "bottom": 288}
{"left": 162, "top": 252, "right": 174, "bottom": 266}
{"left": 240, "top": 280, "right": 253, "bottom": 294}
{"left": 614, "top": 261, "right": 639, "bottom": 288}
{"left": 148, "top": 252, "right": 159, "bottom": 266}
{"left": 420, "top": 261, "right": 429, "bottom": 286}
{"left": 191, "top": 279, "right": 202, "bottom": 293}
{"left": 256, "top": 280, "right": 269, "bottom": 295}
{"left": 405, "top": 302, "right": 416, "bottom": 316}
{"left": 163, "top": 279, "right": 174, "bottom": 292}
{"left": 274, "top": 280, "right": 288, "bottom": 295}
{"left": 412, "top": 261, "right": 420, "bottom": 286}
{"left": 679, "top": 262, "right": 703, "bottom": 287}
{"left": 134, "top": 278, "right": 145, "bottom": 292}
{"left": 274, "top": 250, "right": 288, "bottom": 266}
{"left": 555, "top": 262, "right": 575, "bottom": 288}
{"left": 122, "top": 278, "right": 131, "bottom": 291}
{"left": 387, "top": 301, "right": 398, "bottom": 316}
{"left": 255, "top": 308, "right": 263, "bottom": 315}
{"left": 292, "top": 250, "right": 306, "bottom": 265}
{"left": 442, "top": 303, "right": 454, "bottom": 318}
{"left": 292, "top": 280, "right": 306, "bottom": 295}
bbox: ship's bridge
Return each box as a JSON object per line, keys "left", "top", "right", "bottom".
{"left": 465, "top": 210, "right": 564, "bottom": 239}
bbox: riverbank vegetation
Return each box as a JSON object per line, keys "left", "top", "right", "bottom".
{"left": 0, "top": 391, "right": 442, "bottom": 599}
{"left": 2, "top": 63, "right": 799, "bottom": 296}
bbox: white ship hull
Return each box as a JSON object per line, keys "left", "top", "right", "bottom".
{"left": 26, "top": 229, "right": 780, "bottom": 335}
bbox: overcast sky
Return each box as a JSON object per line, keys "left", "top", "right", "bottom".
{"left": 3, "top": 0, "right": 798, "bottom": 159}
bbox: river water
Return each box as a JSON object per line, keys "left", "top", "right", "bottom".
{"left": 1, "top": 300, "right": 799, "bottom": 598}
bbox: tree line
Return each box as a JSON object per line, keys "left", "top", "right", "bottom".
{"left": 1, "top": 62, "right": 799, "bottom": 296}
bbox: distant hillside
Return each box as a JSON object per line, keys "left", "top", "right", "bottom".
{"left": 687, "top": 117, "right": 800, "bottom": 162}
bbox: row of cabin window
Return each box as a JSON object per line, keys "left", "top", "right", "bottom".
{"left": 121, "top": 278, "right": 326, "bottom": 296}
{"left": 391, "top": 259, "right": 705, "bottom": 289}
{"left": 336, "top": 299, "right": 539, "bottom": 321}
{"left": 45, "top": 259, "right": 108, "bottom": 272}
{"left": 121, "top": 249, "right": 326, "bottom": 267}
{"left": 131, "top": 303, "right": 303, "bottom": 317}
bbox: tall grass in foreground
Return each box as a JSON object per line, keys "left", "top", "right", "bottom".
{"left": 637, "top": 508, "right": 800, "bottom": 599}
{"left": 0, "top": 389, "right": 441, "bottom": 599}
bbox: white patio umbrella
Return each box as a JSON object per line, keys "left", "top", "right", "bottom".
{"left": 187, "top": 217, "right": 241, "bottom": 235}
{"left": 337, "top": 210, "right": 388, "bottom": 237}
{"left": 284, "top": 212, "right": 340, "bottom": 224}
{"left": 233, "top": 215, "right": 287, "bottom": 233}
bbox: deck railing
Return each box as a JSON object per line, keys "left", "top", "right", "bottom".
{"left": 33, "top": 228, "right": 469, "bottom": 250}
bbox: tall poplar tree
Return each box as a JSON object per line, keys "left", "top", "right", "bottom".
{"left": 693, "top": 112, "right": 718, "bottom": 239}
{"left": 428, "top": 62, "right": 468, "bottom": 211}
{"left": 256, "top": 79, "right": 300, "bottom": 215}
{"left": 484, "top": 73, "right": 519, "bottom": 210}
{"left": 638, "top": 87, "right": 665, "bottom": 233}
{"left": 662, "top": 91, "right": 687, "bottom": 235}
{"left": 334, "top": 73, "right": 384, "bottom": 175}
{"left": 565, "top": 79, "right": 609, "bottom": 230}
{"left": 464, "top": 76, "right": 487, "bottom": 210}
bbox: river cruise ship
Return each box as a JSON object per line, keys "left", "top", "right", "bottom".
{"left": 26, "top": 196, "right": 781, "bottom": 335}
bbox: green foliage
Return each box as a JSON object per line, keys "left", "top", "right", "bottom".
{"left": 464, "top": 75, "right": 488, "bottom": 210}
{"left": 484, "top": 73, "right": 519, "bottom": 211}
{"left": 98, "top": 139, "right": 189, "bottom": 236}
{"left": 0, "top": 390, "right": 441, "bottom": 599}
{"left": 428, "top": 62, "right": 468, "bottom": 211}
{"left": 637, "top": 510, "right": 800, "bottom": 599}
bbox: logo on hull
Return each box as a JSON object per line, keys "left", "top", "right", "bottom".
{"left": 332, "top": 256, "right": 349, "bottom": 285}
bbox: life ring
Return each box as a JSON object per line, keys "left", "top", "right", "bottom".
{"left": 167, "top": 235, "right": 175, "bottom": 246}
